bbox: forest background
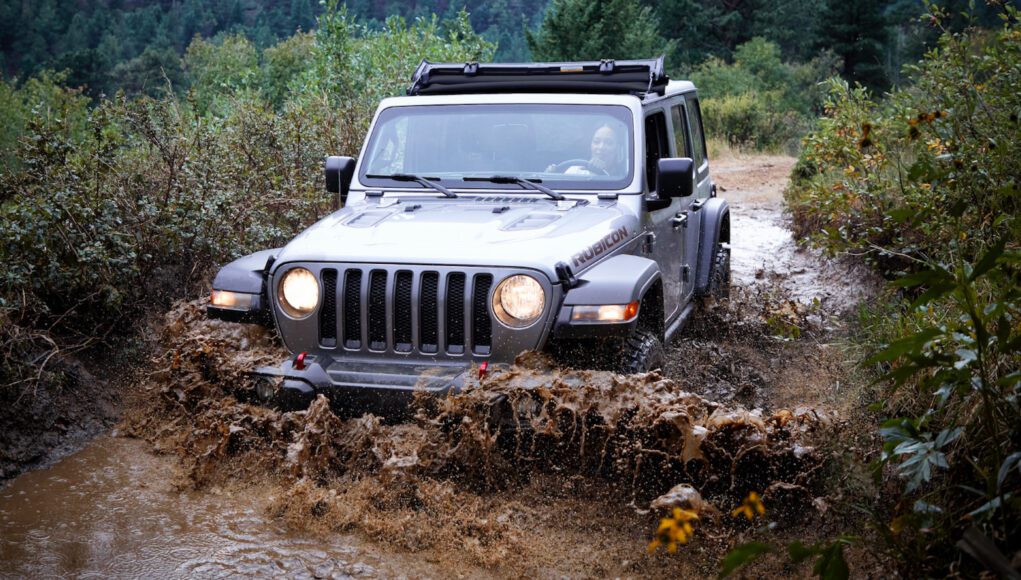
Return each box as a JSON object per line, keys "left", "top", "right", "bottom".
{"left": 1, "top": 0, "right": 1019, "bottom": 577}
{"left": 0, "top": 0, "right": 1008, "bottom": 154}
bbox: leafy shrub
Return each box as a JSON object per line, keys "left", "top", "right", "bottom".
{"left": 786, "top": 17, "right": 1021, "bottom": 274}
{"left": 692, "top": 38, "right": 839, "bottom": 150}
{"left": 0, "top": 4, "right": 493, "bottom": 393}
{"left": 785, "top": 9, "right": 1021, "bottom": 575}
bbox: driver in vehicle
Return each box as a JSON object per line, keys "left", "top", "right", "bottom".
{"left": 549, "top": 124, "right": 624, "bottom": 176}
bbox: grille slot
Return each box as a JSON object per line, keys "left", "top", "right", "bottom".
{"left": 420, "top": 272, "right": 439, "bottom": 353}
{"left": 312, "top": 266, "right": 514, "bottom": 357}
{"left": 471, "top": 275, "right": 492, "bottom": 354}
{"left": 343, "top": 270, "right": 362, "bottom": 349}
{"left": 446, "top": 273, "right": 466, "bottom": 354}
{"left": 319, "top": 269, "right": 337, "bottom": 347}
{"left": 368, "top": 270, "right": 388, "bottom": 351}
{"left": 393, "top": 271, "right": 413, "bottom": 352}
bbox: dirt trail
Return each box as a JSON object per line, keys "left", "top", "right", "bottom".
{"left": 0, "top": 155, "right": 877, "bottom": 578}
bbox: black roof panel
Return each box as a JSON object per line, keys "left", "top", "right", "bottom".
{"left": 407, "top": 57, "right": 668, "bottom": 97}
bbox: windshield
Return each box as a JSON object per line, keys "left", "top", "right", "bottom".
{"left": 360, "top": 104, "right": 634, "bottom": 191}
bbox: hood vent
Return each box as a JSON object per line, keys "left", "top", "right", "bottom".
{"left": 472, "top": 196, "right": 541, "bottom": 204}
{"left": 503, "top": 213, "right": 560, "bottom": 231}
{"left": 344, "top": 210, "right": 393, "bottom": 228}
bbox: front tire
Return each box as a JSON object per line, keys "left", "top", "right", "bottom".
{"left": 708, "top": 243, "right": 731, "bottom": 300}
{"left": 619, "top": 329, "right": 665, "bottom": 374}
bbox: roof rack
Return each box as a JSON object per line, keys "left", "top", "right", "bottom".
{"left": 406, "top": 56, "right": 668, "bottom": 97}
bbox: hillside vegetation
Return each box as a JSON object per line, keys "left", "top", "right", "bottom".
{"left": 785, "top": 7, "right": 1021, "bottom": 575}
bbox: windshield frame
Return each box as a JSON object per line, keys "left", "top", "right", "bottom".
{"left": 357, "top": 103, "right": 636, "bottom": 192}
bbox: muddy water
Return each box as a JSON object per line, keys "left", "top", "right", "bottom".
{"left": 0, "top": 155, "right": 860, "bottom": 578}
{"left": 718, "top": 155, "right": 875, "bottom": 318}
{"left": 0, "top": 437, "right": 398, "bottom": 578}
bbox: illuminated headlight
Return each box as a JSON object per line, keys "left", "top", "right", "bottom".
{"left": 493, "top": 275, "right": 545, "bottom": 328}
{"left": 210, "top": 289, "right": 256, "bottom": 311}
{"left": 278, "top": 267, "right": 319, "bottom": 318}
{"left": 571, "top": 301, "right": 640, "bottom": 323}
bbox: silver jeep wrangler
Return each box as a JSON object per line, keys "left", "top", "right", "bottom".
{"left": 207, "top": 57, "right": 730, "bottom": 414}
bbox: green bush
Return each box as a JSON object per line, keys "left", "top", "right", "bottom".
{"left": 701, "top": 91, "right": 808, "bottom": 151}
{"left": 0, "top": 4, "right": 493, "bottom": 393}
{"left": 691, "top": 38, "right": 839, "bottom": 150}
{"left": 785, "top": 9, "right": 1021, "bottom": 575}
{"left": 786, "top": 19, "right": 1021, "bottom": 272}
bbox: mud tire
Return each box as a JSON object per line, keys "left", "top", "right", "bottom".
{"left": 708, "top": 244, "right": 731, "bottom": 300}
{"left": 619, "top": 329, "right": 665, "bottom": 374}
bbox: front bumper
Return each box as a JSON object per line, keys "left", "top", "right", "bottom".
{"left": 252, "top": 355, "right": 470, "bottom": 417}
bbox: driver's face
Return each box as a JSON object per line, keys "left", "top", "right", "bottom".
{"left": 591, "top": 126, "right": 617, "bottom": 167}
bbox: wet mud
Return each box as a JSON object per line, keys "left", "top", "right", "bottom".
{"left": 0, "top": 436, "right": 408, "bottom": 578}
{"left": 0, "top": 154, "right": 877, "bottom": 577}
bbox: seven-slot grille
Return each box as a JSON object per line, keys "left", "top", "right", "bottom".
{"left": 319, "top": 267, "right": 495, "bottom": 356}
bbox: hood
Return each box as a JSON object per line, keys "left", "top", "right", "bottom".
{"left": 273, "top": 196, "right": 639, "bottom": 278}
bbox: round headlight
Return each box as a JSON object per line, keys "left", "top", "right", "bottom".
{"left": 493, "top": 275, "right": 545, "bottom": 328}
{"left": 278, "top": 267, "right": 319, "bottom": 318}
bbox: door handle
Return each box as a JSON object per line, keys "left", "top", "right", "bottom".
{"left": 671, "top": 211, "right": 688, "bottom": 229}
{"left": 691, "top": 199, "right": 707, "bottom": 211}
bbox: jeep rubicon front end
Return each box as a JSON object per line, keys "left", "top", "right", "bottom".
{"left": 207, "top": 57, "right": 730, "bottom": 414}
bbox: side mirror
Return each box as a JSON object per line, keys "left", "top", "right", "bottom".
{"left": 657, "top": 157, "right": 694, "bottom": 200}
{"left": 325, "top": 156, "right": 356, "bottom": 205}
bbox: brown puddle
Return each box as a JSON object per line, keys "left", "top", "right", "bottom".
{"left": 0, "top": 436, "right": 398, "bottom": 578}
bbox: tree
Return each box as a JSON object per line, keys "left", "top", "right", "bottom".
{"left": 183, "top": 34, "right": 259, "bottom": 113}
{"left": 817, "top": 0, "right": 889, "bottom": 92}
{"left": 526, "top": 0, "right": 674, "bottom": 62}
{"left": 290, "top": 0, "right": 316, "bottom": 32}
{"left": 649, "top": 0, "right": 825, "bottom": 72}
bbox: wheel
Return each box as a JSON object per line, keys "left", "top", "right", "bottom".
{"left": 618, "top": 329, "right": 665, "bottom": 374}
{"left": 708, "top": 243, "right": 731, "bottom": 300}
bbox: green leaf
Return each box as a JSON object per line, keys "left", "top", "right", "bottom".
{"left": 907, "top": 159, "right": 931, "bottom": 181}
{"left": 935, "top": 427, "right": 964, "bottom": 447}
{"left": 913, "top": 500, "right": 943, "bottom": 514}
{"left": 891, "top": 268, "right": 953, "bottom": 288}
{"left": 968, "top": 494, "right": 1012, "bottom": 519}
{"left": 953, "top": 348, "right": 977, "bottom": 370}
{"left": 910, "top": 282, "right": 957, "bottom": 309}
{"left": 997, "top": 452, "right": 1021, "bottom": 492}
{"left": 788, "top": 540, "right": 819, "bottom": 564}
{"left": 865, "top": 328, "right": 942, "bottom": 365}
{"left": 814, "top": 542, "right": 850, "bottom": 580}
{"left": 969, "top": 239, "right": 1006, "bottom": 281}
{"left": 719, "top": 542, "right": 774, "bottom": 578}
{"left": 888, "top": 207, "right": 915, "bottom": 224}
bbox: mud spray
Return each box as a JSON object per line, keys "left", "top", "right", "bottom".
{"left": 107, "top": 294, "right": 839, "bottom": 577}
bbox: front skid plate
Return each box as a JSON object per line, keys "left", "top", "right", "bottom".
{"left": 250, "top": 358, "right": 470, "bottom": 415}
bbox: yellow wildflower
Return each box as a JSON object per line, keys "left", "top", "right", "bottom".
{"left": 731, "top": 491, "right": 767, "bottom": 521}
{"left": 648, "top": 507, "right": 700, "bottom": 553}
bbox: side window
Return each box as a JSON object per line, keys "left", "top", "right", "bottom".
{"left": 669, "top": 105, "right": 690, "bottom": 158}
{"left": 686, "top": 97, "right": 708, "bottom": 171}
{"left": 644, "top": 111, "right": 668, "bottom": 192}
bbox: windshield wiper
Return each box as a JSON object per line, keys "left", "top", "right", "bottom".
{"left": 365, "top": 173, "right": 457, "bottom": 198}
{"left": 462, "top": 175, "right": 564, "bottom": 200}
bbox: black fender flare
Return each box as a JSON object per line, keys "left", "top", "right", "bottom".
{"left": 694, "top": 198, "right": 730, "bottom": 296}
{"left": 553, "top": 254, "right": 661, "bottom": 338}
{"left": 208, "top": 248, "right": 279, "bottom": 325}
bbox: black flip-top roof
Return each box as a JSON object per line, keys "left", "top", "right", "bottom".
{"left": 407, "top": 56, "right": 668, "bottom": 97}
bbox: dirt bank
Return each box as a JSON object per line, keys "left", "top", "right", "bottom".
{"left": 1, "top": 154, "right": 883, "bottom": 578}
{"left": 0, "top": 344, "right": 122, "bottom": 481}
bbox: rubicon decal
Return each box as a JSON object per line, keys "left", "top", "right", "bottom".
{"left": 572, "top": 227, "right": 629, "bottom": 268}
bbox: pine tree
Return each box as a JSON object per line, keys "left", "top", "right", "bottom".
{"left": 526, "top": 0, "right": 674, "bottom": 61}
{"left": 818, "top": 0, "right": 889, "bottom": 92}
